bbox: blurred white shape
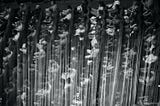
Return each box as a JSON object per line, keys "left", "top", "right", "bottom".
{"left": 79, "top": 37, "right": 84, "bottom": 41}
{"left": 80, "top": 78, "right": 91, "bottom": 86}
{"left": 62, "top": 68, "right": 77, "bottom": 82}
{"left": 72, "top": 99, "right": 82, "bottom": 104}
{"left": 90, "top": 30, "right": 96, "bottom": 35}
{"left": 36, "top": 43, "right": 44, "bottom": 52}
{"left": 64, "top": 83, "right": 72, "bottom": 89}
{"left": 106, "top": 3, "right": 112, "bottom": 8}
{"left": 61, "top": 73, "right": 68, "bottom": 80}
{"left": 34, "top": 102, "right": 39, "bottom": 105}
{"left": 15, "top": 23, "right": 23, "bottom": 31}
{"left": 72, "top": 57, "right": 77, "bottom": 62}
{"left": 85, "top": 48, "right": 99, "bottom": 58}
{"left": 20, "top": 43, "right": 27, "bottom": 54}
{"left": 34, "top": 41, "right": 46, "bottom": 59}
{"left": 112, "top": 0, "right": 120, "bottom": 10}
{"left": 90, "top": 24, "right": 96, "bottom": 29}
{"left": 61, "top": 8, "right": 71, "bottom": 15}
{"left": 4, "top": 14, "right": 9, "bottom": 19}
{"left": 71, "top": 47, "right": 76, "bottom": 51}
{"left": 91, "top": 37, "right": 98, "bottom": 47}
{"left": 91, "top": 8, "right": 98, "bottom": 17}
{"left": 98, "top": 6, "right": 104, "bottom": 11}
{"left": 35, "top": 83, "right": 51, "bottom": 96}
{"left": 39, "top": 38, "right": 47, "bottom": 45}
{"left": 122, "top": 61, "right": 129, "bottom": 68}
{"left": 51, "top": 101, "right": 54, "bottom": 104}
{"left": 130, "top": 24, "right": 137, "bottom": 28}
{"left": 122, "top": 48, "right": 136, "bottom": 58}
{"left": 77, "top": 5, "right": 82, "bottom": 12}
{"left": 3, "top": 51, "right": 13, "bottom": 61}
{"left": 146, "top": 35, "right": 155, "bottom": 42}
{"left": 75, "top": 25, "right": 85, "bottom": 36}
{"left": 87, "top": 49, "right": 92, "bottom": 54}
{"left": 75, "top": 29, "right": 81, "bottom": 36}
{"left": 139, "top": 71, "right": 155, "bottom": 85}
{"left": 61, "top": 13, "right": 72, "bottom": 21}
{"left": 35, "top": 89, "right": 45, "bottom": 96}
{"left": 13, "top": 32, "right": 20, "bottom": 41}
{"left": 21, "top": 92, "right": 26, "bottom": 105}
{"left": 106, "top": 27, "right": 115, "bottom": 36}
{"left": 21, "top": 92, "right": 26, "bottom": 100}
{"left": 90, "top": 16, "right": 97, "bottom": 24}
{"left": 106, "top": 64, "right": 114, "bottom": 70}
{"left": 87, "top": 60, "right": 93, "bottom": 65}
{"left": 144, "top": 54, "right": 158, "bottom": 64}
{"left": 150, "top": 44, "right": 155, "bottom": 51}
{"left": 124, "top": 16, "right": 129, "bottom": 20}
{"left": 68, "top": 68, "right": 77, "bottom": 80}
{"left": 34, "top": 51, "right": 45, "bottom": 59}
{"left": 129, "top": 49, "right": 136, "bottom": 56}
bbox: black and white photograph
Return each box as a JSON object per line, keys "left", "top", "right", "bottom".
{"left": 0, "top": 0, "right": 160, "bottom": 106}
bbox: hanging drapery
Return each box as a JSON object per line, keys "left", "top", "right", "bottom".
{"left": 0, "top": 0, "right": 160, "bottom": 106}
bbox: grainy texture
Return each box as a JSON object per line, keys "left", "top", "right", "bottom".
{"left": 0, "top": 0, "right": 160, "bottom": 106}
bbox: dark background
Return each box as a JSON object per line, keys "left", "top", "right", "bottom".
{"left": 0, "top": 0, "right": 134, "bottom": 9}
